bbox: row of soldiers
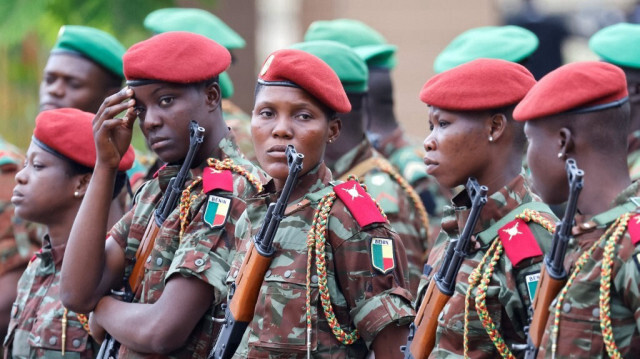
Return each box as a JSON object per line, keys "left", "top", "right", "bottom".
{"left": 0, "top": 7, "right": 639, "bottom": 359}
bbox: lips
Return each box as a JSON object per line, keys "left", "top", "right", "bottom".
{"left": 423, "top": 157, "right": 439, "bottom": 174}
{"left": 39, "top": 102, "right": 61, "bottom": 111}
{"left": 267, "top": 144, "right": 288, "bottom": 153}
{"left": 11, "top": 190, "right": 24, "bottom": 205}
{"left": 148, "top": 136, "right": 170, "bottom": 150}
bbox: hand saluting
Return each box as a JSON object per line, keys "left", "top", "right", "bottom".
{"left": 93, "top": 87, "right": 137, "bottom": 170}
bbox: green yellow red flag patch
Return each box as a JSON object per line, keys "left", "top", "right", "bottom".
{"left": 204, "top": 195, "right": 231, "bottom": 228}
{"left": 371, "top": 237, "right": 395, "bottom": 274}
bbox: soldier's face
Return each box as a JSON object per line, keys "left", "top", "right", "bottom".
{"left": 133, "top": 83, "right": 207, "bottom": 164}
{"left": 251, "top": 86, "right": 340, "bottom": 187}
{"left": 12, "top": 143, "right": 83, "bottom": 225}
{"left": 39, "top": 53, "right": 120, "bottom": 113}
{"left": 524, "top": 120, "right": 568, "bottom": 204}
{"left": 423, "top": 107, "right": 490, "bottom": 189}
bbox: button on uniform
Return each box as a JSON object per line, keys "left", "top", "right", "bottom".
{"left": 73, "top": 339, "right": 82, "bottom": 348}
{"left": 49, "top": 336, "right": 57, "bottom": 345}
{"left": 156, "top": 257, "right": 163, "bottom": 266}
{"left": 195, "top": 258, "right": 205, "bottom": 267}
{"left": 265, "top": 270, "right": 272, "bottom": 278}
{"left": 284, "top": 270, "right": 292, "bottom": 278}
{"left": 562, "top": 303, "right": 571, "bottom": 313}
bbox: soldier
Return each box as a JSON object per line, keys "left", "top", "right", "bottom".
{"left": 3, "top": 108, "right": 134, "bottom": 358}
{"left": 417, "top": 58, "right": 557, "bottom": 358}
{"left": 143, "top": 7, "right": 256, "bottom": 163}
{"left": 290, "top": 40, "right": 429, "bottom": 295}
{"left": 589, "top": 23, "right": 640, "bottom": 182}
{"left": 514, "top": 61, "right": 640, "bottom": 358}
{"left": 59, "top": 32, "right": 264, "bottom": 357}
{"left": 228, "top": 48, "right": 414, "bottom": 358}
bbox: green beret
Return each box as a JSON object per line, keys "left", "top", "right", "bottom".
{"left": 590, "top": 23, "right": 640, "bottom": 69}
{"left": 144, "top": 8, "right": 245, "bottom": 50}
{"left": 433, "top": 25, "right": 539, "bottom": 73}
{"left": 219, "top": 71, "right": 234, "bottom": 99}
{"left": 304, "top": 19, "right": 397, "bottom": 69}
{"left": 290, "top": 40, "right": 369, "bottom": 93}
{"left": 52, "top": 25, "right": 125, "bottom": 79}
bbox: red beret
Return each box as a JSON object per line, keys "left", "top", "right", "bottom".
{"left": 513, "top": 61, "right": 628, "bottom": 121}
{"left": 257, "top": 49, "right": 351, "bottom": 113}
{"left": 123, "top": 31, "right": 231, "bottom": 84}
{"left": 419, "top": 58, "right": 536, "bottom": 111}
{"left": 34, "top": 108, "right": 135, "bottom": 171}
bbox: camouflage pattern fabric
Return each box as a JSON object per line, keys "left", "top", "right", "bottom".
{"left": 417, "top": 173, "right": 557, "bottom": 358}
{"left": 627, "top": 131, "right": 640, "bottom": 181}
{"left": 330, "top": 138, "right": 428, "bottom": 295}
{"left": 222, "top": 99, "right": 256, "bottom": 164}
{"left": 109, "top": 134, "right": 264, "bottom": 358}
{"left": 229, "top": 163, "right": 415, "bottom": 358}
{"left": 3, "top": 236, "right": 98, "bottom": 358}
{"left": 538, "top": 182, "right": 640, "bottom": 358}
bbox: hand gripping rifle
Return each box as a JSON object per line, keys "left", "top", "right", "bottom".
{"left": 209, "top": 145, "right": 304, "bottom": 359}
{"left": 518, "top": 158, "right": 583, "bottom": 359}
{"left": 401, "top": 178, "right": 488, "bottom": 359}
{"left": 97, "top": 121, "right": 205, "bottom": 359}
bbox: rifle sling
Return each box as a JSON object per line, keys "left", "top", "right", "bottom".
{"left": 476, "top": 201, "right": 554, "bottom": 246}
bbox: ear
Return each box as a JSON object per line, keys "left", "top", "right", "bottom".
{"left": 487, "top": 113, "right": 508, "bottom": 142}
{"left": 205, "top": 82, "right": 222, "bottom": 112}
{"left": 327, "top": 118, "right": 342, "bottom": 143}
{"left": 558, "top": 127, "right": 574, "bottom": 158}
{"left": 74, "top": 173, "right": 93, "bottom": 198}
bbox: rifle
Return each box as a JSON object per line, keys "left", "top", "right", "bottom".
{"left": 97, "top": 121, "right": 205, "bottom": 359}
{"left": 517, "top": 158, "right": 583, "bottom": 359}
{"left": 401, "top": 178, "right": 488, "bottom": 359}
{"left": 209, "top": 145, "right": 304, "bottom": 359}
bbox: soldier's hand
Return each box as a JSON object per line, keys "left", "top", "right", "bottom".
{"left": 93, "top": 87, "right": 136, "bottom": 170}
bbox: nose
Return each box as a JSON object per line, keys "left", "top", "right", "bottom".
{"left": 44, "top": 78, "right": 64, "bottom": 98}
{"left": 271, "top": 116, "right": 293, "bottom": 139}
{"left": 14, "top": 166, "right": 27, "bottom": 185}
{"left": 423, "top": 131, "right": 436, "bottom": 152}
{"left": 140, "top": 108, "right": 162, "bottom": 133}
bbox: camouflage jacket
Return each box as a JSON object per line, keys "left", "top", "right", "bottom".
{"left": 3, "top": 236, "right": 98, "bottom": 358}
{"left": 418, "top": 173, "right": 556, "bottom": 358}
{"left": 538, "top": 182, "right": 640, "bottom": 358}
{"left": 109, "top": 134, "right": 264, "bottom": 359}
{"left": 330, "top": 138, "right": 428, "bottom": 295}
{"left": 0, "top": 139, "right": 41, "bottom": 277}
{"left": 229, "top": 163, "right": 415, "bottom": 358}
{"left": 223, "top": 99, "right": 256, "bottom": 165}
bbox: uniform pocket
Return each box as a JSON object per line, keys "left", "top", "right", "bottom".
{"left": 27, "top": 316, "right": 90, "bottom": 357}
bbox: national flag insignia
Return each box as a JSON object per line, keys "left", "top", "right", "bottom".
{"left": 204, "top": 195, "right": 231, "bottom": 228}
{"left": 525, "top": 272, "right": 540, "bottom": 300}
{"left": 498, "top": 218, "right": 543, "bottom": 266}
{"left": 371, "top": 237, "right": 395, "bottom": 274}
{"left": 628, "top": 214, "right": 640, "bottom": 246}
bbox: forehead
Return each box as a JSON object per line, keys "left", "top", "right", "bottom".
{"left": 43, "top": 53, "right": 101, "bottom": 78}
{"left": 254, "top": 85, "right": 325, "bottom": 110}
{"left": 131, "top": 82, "right": 195, "bottom": 99}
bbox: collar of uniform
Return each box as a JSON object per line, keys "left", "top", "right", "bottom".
{"left": 574, "top": 181, "right": 640, "bottom": 233}
{"left": 156, "top": 164, "right": 183, "bottom": 193}
{"left": 611, "top": 180, "right": 640, "bottom": 208}
{"left": 330, "top": 137, "right": 373, "bottom": 179}
{"left": 452, "top": 172, "right": 531, "bottom": 248}
{"left": 37, "top": 235, "right": 67, "bottom": 270}
{"left": 628, "top": 130, "right": 640, "bottom": 154}
{"left": 218, "top": 130, "right": 244, "bottom": 162}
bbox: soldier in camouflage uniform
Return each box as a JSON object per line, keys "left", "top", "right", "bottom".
{"left": 228, "top": 48, "right": 414, "bottom": 358}
{"left": 59, "top": 32, "right": 264, "bottom": 358}
{"left": 515, "top": 61, "right": 640, "bottom": 358}
{"left": 289, "top": 40, "right": 429, "bottom": 295}
{"left": 416, "top": 59, "right": 558, "bottom": 358}
{"left": 3, "top": 108, "right": 134, "bottom": 358}
{"left": 144, "top": 7, "right": 256, "bottom": 164}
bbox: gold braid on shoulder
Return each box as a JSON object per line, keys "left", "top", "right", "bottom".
{"left": 177, "top": 158, "right": 264, "bottom": 241}
{"left": 305, "top": 175, "right": 387, "bottom": 346}
{"left": 463, "top": 208, "right": 555, "bottom": 358}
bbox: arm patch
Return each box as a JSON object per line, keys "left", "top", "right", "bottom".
{"left": 628, "top": 214, "right": 640, "bottom": 246}
{"left": 334, "top": 180, "right": 386, "bottom": 227}
{"left": 203, "top": 167, "right": 233, "bottom": 193}
{"left": 497, "top": 218, "right": 543, "bottom": 266}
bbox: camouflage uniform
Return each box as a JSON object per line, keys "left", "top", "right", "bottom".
{"left": 222, "top": 99, "right": 256, "bottom": 164}
{"left": 229, "top": 163, "right": 415, "bottom": 358}
{"left": 3, "top": 236, "right": 98, "bottom": 358}
{"left": 109, "top": 134, "right": 263, "bottom": 358}
{"left": 330, "top": 138, "right": 428, "bottom": 295}
{"left": 627, "top": 131, "right": 640, "bottom": 181}
{"left": 418, "top": 173, "right": 556, "bottom": 358}
{"left": 538, "top": 182, "right": 640, "bottom": 358}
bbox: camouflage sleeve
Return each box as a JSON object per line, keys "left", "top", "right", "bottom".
{"left": 166, "top": 193, "right": 245, "bottom": 303}
{"left": 331, "top": 222, "right": 415, "bottom": 347}
{"left": 108, "top": 207, "right": 134, "bottom": 251}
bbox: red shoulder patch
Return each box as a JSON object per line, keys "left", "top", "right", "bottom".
{"left": 497, "top": 218, "right": 543, "bottom": 266}
{"left": 628, "top": 214, "right": 640, "bottom": 246}
{"left": 334, "top": 180, "right": 386, "bottom": 227}
{"left": 203, "top": 167, "right": 233, "bottom": 193}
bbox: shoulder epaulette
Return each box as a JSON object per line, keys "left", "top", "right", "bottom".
{"left": 202, "top": 167, "right": 233, "bottom": 193}
{"left": 497, "top": 218, "right": 543, "bottom": 266}
{"left": 334, "top": 180, "right": 386, "bottom": 227}
{"left": 628, "top": 213, "right": 640, "bottom": 246}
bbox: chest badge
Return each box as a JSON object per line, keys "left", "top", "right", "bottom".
{"left": 204, "top": 195, "right": 231, "bottom": 228}
{"left": 525, "top": 272, "right": 540, "bottom": 300}
{"left": 371, "top": 237, "right": 395, "bottom": 274}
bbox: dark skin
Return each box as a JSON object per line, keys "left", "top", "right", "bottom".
{"left": 623, "top": 67, "right": 640, "bottom": 138}
{"left": 60, "top": 82, "right": 228, "bottom": 354}
{"left": 525, "top": 108, "right": 632, "bottom": 216}
{"left": 423, "top": 106, "right": 523, "bottom": 195}
{"left": 324, "top": 93, "right": 366, "bottom": 168}
{"left": 251, "top": 85, "right": 408, "bottom": 358}
{"left": 366, "top": 68, "right": 399, "bottom": 138}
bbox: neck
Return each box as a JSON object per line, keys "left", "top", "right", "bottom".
{"left": 367, "top": 100, "right": 399, "bottom": 134}
{"left": 476, "top": 154, "right": 522, "bottom": 197}
{"left": 195, "top": 116, "right": 229, "bottom": 166}
{"left": 576, "top": 156, "right": 632, "bottom": 216}
{"left": 45, "top": 203, "right": 81, "bottom": 247}
{"left": 325, "top": 111, "right": 365, "bottom": 167}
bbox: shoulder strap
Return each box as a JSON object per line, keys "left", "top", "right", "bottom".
{"left": 590, "top": 197, "right": 640, "bottom": 227}
{"left": 477, "top": 201, "right": 554, "bottom": 245}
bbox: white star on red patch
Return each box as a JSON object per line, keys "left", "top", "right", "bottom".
{"left": 342, "top": 184, "right": 363, "bottom": 201}
{"left": 502, "top": 222, "right": 522, "bottom": 241}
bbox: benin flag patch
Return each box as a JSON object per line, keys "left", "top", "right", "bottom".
{"left": 204, "top": 195, "right": 231, "bottom": 228}
{"left": 371, "top": 238, "right": 395, "bottom": 274}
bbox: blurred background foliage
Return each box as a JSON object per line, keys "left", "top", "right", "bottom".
{"left": 0, "top": 0, "right": 216, "bottom": 151}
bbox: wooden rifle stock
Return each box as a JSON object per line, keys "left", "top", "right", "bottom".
{"left": 405, "top": 279, "right": 452, "bottom": 358}
{"left": 526, "top": 265, "right": 566, "bottom": 349}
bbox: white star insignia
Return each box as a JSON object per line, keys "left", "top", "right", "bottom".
{"left": 209, "top": 168, "right": 222, "bottom": 174}
{"left": 342, "top": 184, "right": 362, "bottom": 201}
{"left": 503, "top": 222, "right": 522, "bottom": 241}
{"left": 635, "top": 215, "right": 640, "bottom": 225}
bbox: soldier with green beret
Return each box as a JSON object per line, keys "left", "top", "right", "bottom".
{"left": 144, "top": 7, "right": 256, "bottom": 163}
{"left": 291, "top": 39, "right": 430, "bottom": 295}
{"left": 590, "top": 22, "right": 640, "bottom": 183}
